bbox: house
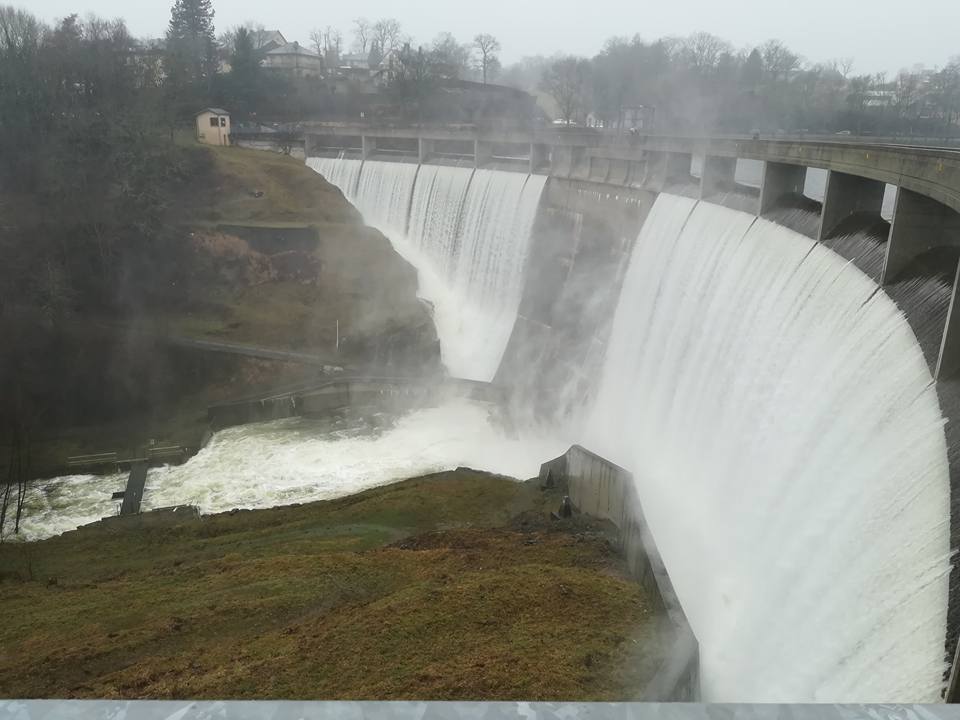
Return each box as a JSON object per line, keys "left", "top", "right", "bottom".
{"left": 253, "top": 30, "right": 287, "bottom": 53}
{"left": 262, "top": 42, "right": 323, "bottom": 78}
{"left": 195, "top": 108, "right": 230, "bottom": 146}
{"left": 340, "top": 52, "right": 370, "bottom": 70}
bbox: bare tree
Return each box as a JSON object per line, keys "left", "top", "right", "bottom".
{"left": 838, "top": 57, "right": 854, "bottom": 79}
{"left": 0, "top": 407, "right": 30, "bottom": 542}
{"left": 893, "top": 70, "right": 921, "bottom": 120}
{"left": 0, "top": 6, "right": 43, "bottom": 54}
{"left": 352, "top": 17, "right": 370, "bottom": 54}
{"left": 387, "top": 43, "right": 440, "bottom": 120}
{"left": 681, "top": 32, "right": 731, "bottom": 74}
{"left": 473, "top": 33, "right": 500, "bottom": 84}
{"left": 322, "top": 26, "right": 342, "bottom": 66}
{"left": 430, "top": 33, "right": 471, "bottom": 79}
{"left": 308, "top": 28, "right": 324, "bottom": 58}
{"left": 760, "top": 39, "right": 801, "bottom": 83}
{"left": 372, "top": 18, "right": 401, "bottom": 56}
{"left": 540, "top": 56, "right": 590, "bottom": 124}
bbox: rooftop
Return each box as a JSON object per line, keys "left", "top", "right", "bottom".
{"left": 266, "top": 42, "right": 321, "bottom": 58}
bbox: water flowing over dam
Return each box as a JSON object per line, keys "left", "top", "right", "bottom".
{"left": 309, "top": 158, "right": 952, "bottom": 701}
{"left": 583, "top": 195, "right": 951, "bottom": 701}
{"left": 307, "top": 158, "right": 546, "bottom": 381}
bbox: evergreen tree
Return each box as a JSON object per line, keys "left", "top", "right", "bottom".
{"left": 227, "top": 26, "right": 260, "bottom": 115}
{"left": 164, "top": 0, "right": 217, "bottom": 113}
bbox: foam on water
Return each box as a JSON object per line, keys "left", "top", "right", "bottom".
{"left": 307, "top": 159, "right": 546, "bottom": 381}
{"left": 582, "top": 194, "right": 951, "bottom": 701}
{"left": 16, "top": 399, "right": 565, "bottom": 542}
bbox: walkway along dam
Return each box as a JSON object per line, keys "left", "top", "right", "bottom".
{"left": 291, "top": 125, "right": 960, "bottom": 702}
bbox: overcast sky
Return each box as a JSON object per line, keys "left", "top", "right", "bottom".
{"left": 27, "top": 0, "right": 960, "bottom": 75}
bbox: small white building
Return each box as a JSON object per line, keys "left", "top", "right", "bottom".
{"left": 195, "top": 108, "right": 231, "bottom": 146}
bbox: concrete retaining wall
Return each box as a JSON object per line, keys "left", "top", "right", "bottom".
{"left": 539, "top": 445, "right": 700, "bottom": 701}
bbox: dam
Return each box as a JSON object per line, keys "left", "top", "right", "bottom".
{"left": 14, "top": 127, "right": 960, "bottom": 703}
{"left": 296, "top": 127, "right": 960, "bottom": 702}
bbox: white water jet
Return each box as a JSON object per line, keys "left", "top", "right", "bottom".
{"left": 583, "top": 194, "right": 951, "bottom": 701}
{"left": 307, "top": 158, "right": 546, "bottom": 381}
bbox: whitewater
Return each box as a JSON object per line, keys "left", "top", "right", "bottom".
{"left": 307, "top": 158, "right": 546, "bottom": 381}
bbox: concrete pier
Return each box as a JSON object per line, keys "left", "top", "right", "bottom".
{"left": 759, "top": 162, "right": 807, "bottom": 216}
{"left": 700, "top": 155, "right": 738, "bottom": 200}
{"left": 418, "top": 137, "right": 434, "bottom": 164}
{"left": 883, "top": 189, "right": 960, "bottom": 284}
{"left": 361, "top": 135, "right": 376, "bottom": 159}
{"left": 818, "top": 170, "right": 886, "bottom": 241}
{"left": 475, "top": 139, "right": 493, "bottom": 168}
{"left": 120, "top": 462, "right": 148, "bottom": 515}
{"left": 648, "top": 151, "right": 693, "bottom": 190}
{"left": 938, "top": 263, "right": 960, "bottom": 381}
{"left": 530, "top": 143, "right": 549, "bottom": 174}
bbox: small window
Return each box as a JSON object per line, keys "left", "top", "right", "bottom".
{"left": 220, "top": 117, "right": 227, "bottom": 127}
{"left": 209, "top": 117, "right": 218, "bottom": 127}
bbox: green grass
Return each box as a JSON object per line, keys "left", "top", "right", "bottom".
{"left": 0, "top": 471, "right": 669, "bottom": 700}
{"left": 174, "top": 142, "right": 357, "bottom": 227}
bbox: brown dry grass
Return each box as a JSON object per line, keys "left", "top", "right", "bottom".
{"left": 0, "top": 472, "right": 668, "bottom": 700}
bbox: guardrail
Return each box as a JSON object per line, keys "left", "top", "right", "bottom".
{"left": 66, "top": 452, "right": 118, "bottom": 469}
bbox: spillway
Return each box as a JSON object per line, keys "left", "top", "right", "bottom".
{"left": 309, "top": 157, "right": 952, "bottom": 701}
{"left": 582, "top": 195, "right": 951, "bottom": 701}
{"left": 307, "top": 158, "right": 546, "bottom": 381}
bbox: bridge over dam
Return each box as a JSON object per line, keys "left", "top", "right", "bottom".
{"left": 283, "top": 126, "right": 960, "bottom": 701}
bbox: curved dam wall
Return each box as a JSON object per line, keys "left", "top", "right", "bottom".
{"left": 306, "top": 156, "right": 953, "bottom": 702}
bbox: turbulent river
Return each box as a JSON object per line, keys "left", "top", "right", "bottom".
{"left": 18, "top": 399, "right": 563, "bottom": 541}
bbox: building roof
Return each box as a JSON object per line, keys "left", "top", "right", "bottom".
{"left": 196, "top": 108, "right": 229, "bottom": 116}
{"left": 253, "top": 30, "right": 286, "bottom": 51}
{"left": 266, "top": 42, "right": 321, "bottom": 58}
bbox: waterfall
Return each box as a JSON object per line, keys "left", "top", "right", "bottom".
{"left": 583, "top": 194, "right": 951, "bottom": 701}
{"left": 308, "top": 157, "right": 364, "bottom": 199}
{"left": 307, "top": 153, "right": 952, "bottom": 701}
{"left": 307, "top": 158, "right": 546, "bottom": 381}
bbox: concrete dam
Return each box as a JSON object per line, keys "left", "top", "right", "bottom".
{"left": 302, "top": 132, "right": 960, "bottom": 703}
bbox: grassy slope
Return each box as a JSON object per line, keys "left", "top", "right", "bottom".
{"left": 164, "top": 144, "right": 430, "bottom": 355}
{"left": 0, "top": 472, "right": 667, "bottom": 700}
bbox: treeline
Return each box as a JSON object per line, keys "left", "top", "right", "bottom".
{"left": 0, "top": 5, "right": 209, "bottom": 319}
{"left": 0, "top": 4, "right": 216, "bottom": 533}
{"left": 504, "top": 33, "right": 960, "bottom": 136}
